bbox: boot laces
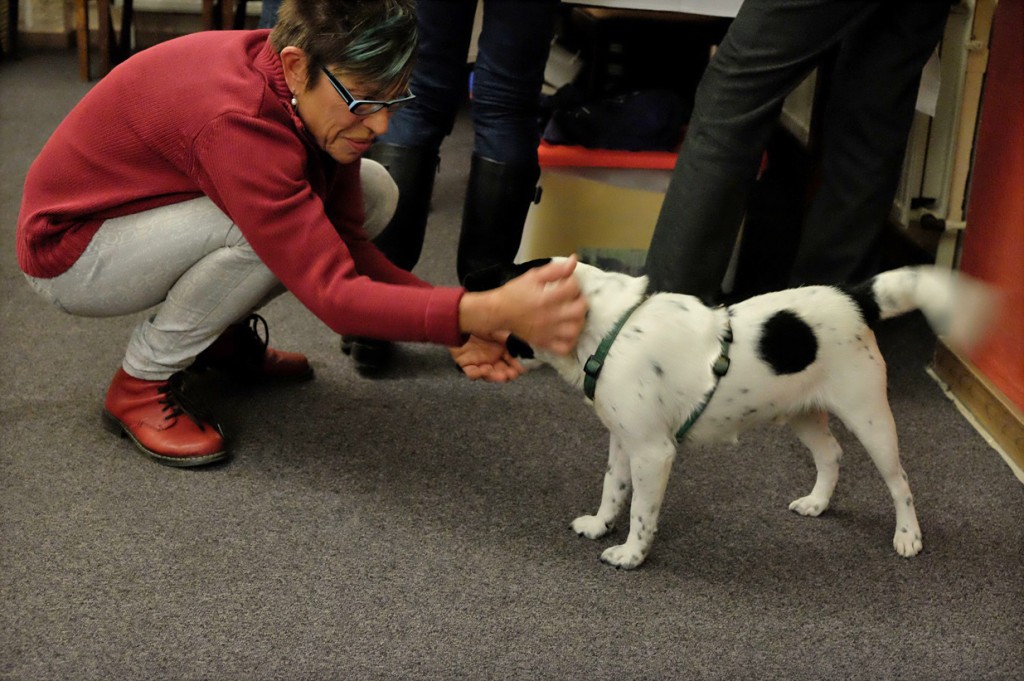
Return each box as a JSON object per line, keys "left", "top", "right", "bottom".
{"left": 239, "top": 313, "right": 271, "bottom": 363}
{"left": 156, "top": 374, "right": 211, "bottom": 430}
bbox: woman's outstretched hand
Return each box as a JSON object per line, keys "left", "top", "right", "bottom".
{"left": 458, "top": 255, "right": 587, "bottom": 357}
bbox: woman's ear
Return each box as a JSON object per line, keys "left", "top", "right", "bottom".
{"left": 279, "top": 46, "right": 309, "bottom": 95}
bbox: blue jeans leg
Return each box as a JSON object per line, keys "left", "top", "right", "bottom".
{"left": 376, "top": 0, "right": 478, "bottom": 153}
{"left": 470, "top": 0, "right": 557, "bottom": 165}
{"left": 379, "top": 0, "right": 557, "bottom": 166}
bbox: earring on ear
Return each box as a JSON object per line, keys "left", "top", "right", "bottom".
{"left": 291, "top": 93, "right": 298, "bottom": 108}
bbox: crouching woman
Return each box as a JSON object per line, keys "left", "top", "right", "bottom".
{"left": 16, "top": 0, "right": 585, "bottom": 467}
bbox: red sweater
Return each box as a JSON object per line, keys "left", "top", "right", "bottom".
{"left": 17, "top": 30, "right": 465, "bottom": 346}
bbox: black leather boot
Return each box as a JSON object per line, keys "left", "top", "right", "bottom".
{"left": 340, "top": 335, "right": 393, "bottom": 377}
{"left": 368, "top": 142, "right": 439, "bottom": 271}
{"left": 456, "top": 154, "right": 541, "bottom": 284}
{"left": 341, "top": 143, "right": 438, "bottom": 376}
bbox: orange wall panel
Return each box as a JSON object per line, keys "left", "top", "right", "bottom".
{"left": 960, "top": 0, "right": 1024, "bottom": 410}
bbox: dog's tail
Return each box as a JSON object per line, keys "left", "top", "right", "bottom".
{"left": 848, "top": 266, "right": 1000, "bottom": 351}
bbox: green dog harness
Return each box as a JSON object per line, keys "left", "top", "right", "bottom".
{"left": 582, "top": 298, "right": 733, "bottom": 442}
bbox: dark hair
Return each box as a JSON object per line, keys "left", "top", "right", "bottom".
{"left": 270, "top": 0, "right": 418, "bottom": 93}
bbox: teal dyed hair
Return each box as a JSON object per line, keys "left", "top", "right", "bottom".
{"left": 271, "top": 0, "right": 417, "bottom": 94}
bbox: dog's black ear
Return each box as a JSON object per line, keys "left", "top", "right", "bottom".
{"left": 506, "top": 334, "right": 535, "bottom": 359}
{"left": 462, "top": 259, "right": 553, "bottom": 292}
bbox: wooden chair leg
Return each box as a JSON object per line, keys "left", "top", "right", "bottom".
{"left": 220, "top": 0, "right": 233, "bottom": 30}
{"left": 93, "top": 0, "right": 135, "bottom": 79}
{"left": 201, "top": 0, "right": 214, "bottom": 30}
{"left": 75, "top": 0, "right": 90, "bottom": 81}
{"left": 97, "top": 0, "right": 112, "bottom": 76}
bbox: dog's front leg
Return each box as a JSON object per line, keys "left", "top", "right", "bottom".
{"left": 600, "top": 438, "right": 677, "bottom": 570}
{"left": 571, "top": 434, "right": 630, "bottom": 539}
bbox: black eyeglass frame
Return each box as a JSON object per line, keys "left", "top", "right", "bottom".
{"left": 319, "top": 66, "right": 416, "bottom": 116}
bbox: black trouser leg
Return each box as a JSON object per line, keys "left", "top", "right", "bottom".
{"left": 789, "top": 1, "right": 949, "bottom": 286}
{"left": 643, "top": 0, "right": 875, "bottom": 301}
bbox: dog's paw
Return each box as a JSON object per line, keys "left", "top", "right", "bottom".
{"left": 571, "top": 515, "right": 613, "bottom": 539}
{"left": 788, "top": 495, "right": 830, "bottom": 517}
{"left": 600, "top": 544, "right": 646, "bottom": 570}
{"left": 893, "top": 528, "right": 923, "bottom": 558}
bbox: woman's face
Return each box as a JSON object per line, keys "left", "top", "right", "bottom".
{"left": 281, "top": 48, "right": 402, "bottom": 164}
{"left": 294, "top": 70, "right": 393, "bottom": 164}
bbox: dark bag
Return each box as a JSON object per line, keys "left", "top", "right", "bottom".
{"left": 542, "top": 87, "right": 689, "bottom": 152}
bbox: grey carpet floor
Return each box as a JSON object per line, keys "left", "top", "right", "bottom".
{"left": 2, "top": 50, "right": 1022, "bottom": 681}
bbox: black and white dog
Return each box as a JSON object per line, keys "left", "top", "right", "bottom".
{"left": 467, "top": 259, "right": 995, "bottom": 569}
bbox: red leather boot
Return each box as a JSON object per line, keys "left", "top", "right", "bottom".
{"left": 102, "top": 368, "right": 227, "bottom": 467}
{"left": 193, "top": 314, "right": 313, "bottom": 382}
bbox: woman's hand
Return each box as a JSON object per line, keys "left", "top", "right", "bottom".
{"left": 458, "top": 255, "right": 587, "bottom": 356}
{"left": 450, "top": 334, "right": 524, "bottom": 382}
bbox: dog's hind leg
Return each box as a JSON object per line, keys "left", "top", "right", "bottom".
{"left": 788, "top": 410, "right": 843, "bottom": 517}
{"left": 571, "top": 434, "right": 630, "bottom": 540}
{"left": 600, "top": 437, "right": 677, "bottom": 569}
{"left": 834, "top": 398, "right": 922, "bottom": 557}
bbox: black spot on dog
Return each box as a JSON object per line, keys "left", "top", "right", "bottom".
{"left": 651, "top": 361, "right": 664, "bottom": 377}
{"left": 757, "top": 310, "right": 818, "bottom": 375}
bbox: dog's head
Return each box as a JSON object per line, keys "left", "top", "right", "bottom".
{"left": 465, "top": 258, "right": 652, "bottom": 394}
{"left": 463, "top": 255, "right": 648, "bottom": 360}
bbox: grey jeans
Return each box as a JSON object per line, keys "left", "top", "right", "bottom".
{"left": 25, "top": 159, "right": 398, "bottom": 380}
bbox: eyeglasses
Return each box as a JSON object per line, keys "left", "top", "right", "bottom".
{"left": 320, "top": 66, "right": 415, "bottom": 116}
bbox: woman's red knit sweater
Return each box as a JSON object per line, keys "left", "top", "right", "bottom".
{"left": 17, "top": 30, "right": 465, "bottom": 346}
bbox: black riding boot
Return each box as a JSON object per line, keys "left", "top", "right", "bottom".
{"left": 456, "top": 154, "right": 541, "bottom": 284}
{"left": 342, "top": 143, "right": 438, "bottom": 376}
{"left": 369, "top": 143, "right": 440, "bottom": 270}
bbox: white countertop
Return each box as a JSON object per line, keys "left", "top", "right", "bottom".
{"left": 563, "top": 0, "right": 743, "bottom": 18}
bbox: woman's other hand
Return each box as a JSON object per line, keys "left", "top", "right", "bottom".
{"left": 450, "top": 333, "right": 524, "bottom": 382}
